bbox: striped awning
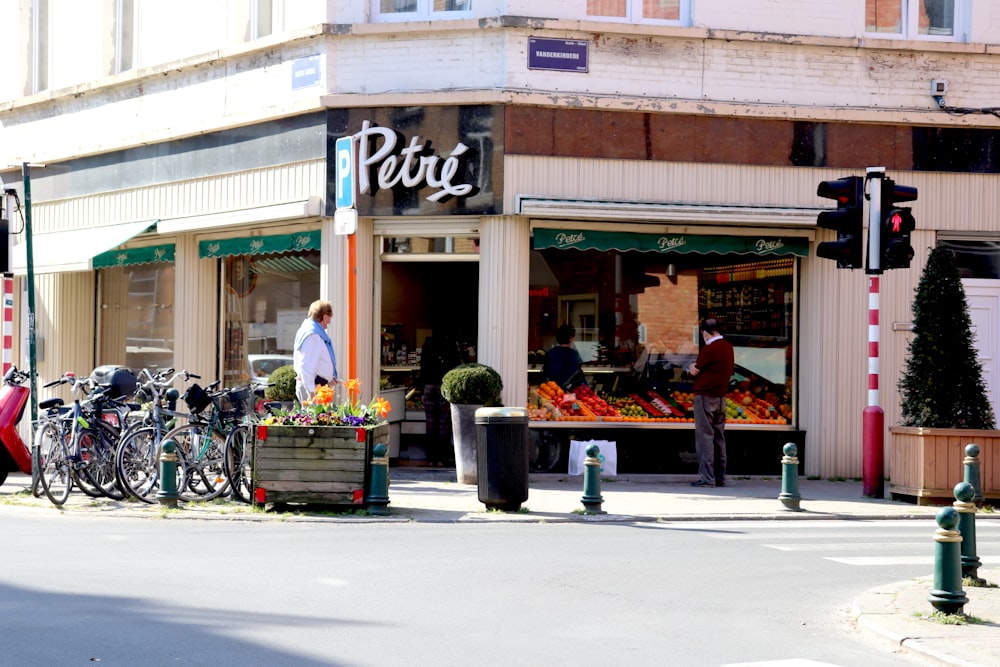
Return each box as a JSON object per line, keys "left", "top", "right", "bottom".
{"left": 532, "top": 228, "right": 808, "bottom": 257}
{"left": 199, "top": 230, "right": 320, "bottom": 259}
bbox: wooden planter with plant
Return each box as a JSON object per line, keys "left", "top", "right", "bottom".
{"left": 889, "top": 244, "right": 999, "bottom": 504}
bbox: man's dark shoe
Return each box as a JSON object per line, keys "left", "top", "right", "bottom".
{"left": 691, "top": 480, "right": 712, "bottom": 487}
{"left": 716, "top": 481, "right": 729, "bottom": 487}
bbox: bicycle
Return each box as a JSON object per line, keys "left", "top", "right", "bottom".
{"left": 35, "top": 373, "right": 124, "bottom": 505}
{"left": 222, "top": 383, "right": 273, "bottom": 504}
{"left": 114, "top": 368, "right": 200, "bottom": 503}
{"left": 161, "top": 382, "right": 242, "bottom": 502}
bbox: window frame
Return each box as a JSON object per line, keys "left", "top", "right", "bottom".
{"left": 865, "top": 0, "right": 967, "bottom": 42}
{"left": 372, "top": 0, "right": 475, "bottom": 23}
{"left": 585, "top": 0, "right": 691, "bottom": 26}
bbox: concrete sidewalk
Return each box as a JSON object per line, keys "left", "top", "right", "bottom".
{"left": 2, "top": 470, "right": 998, "bottom": 666}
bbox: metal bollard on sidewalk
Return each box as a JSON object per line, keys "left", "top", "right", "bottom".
{"left": 963, "top": 443, "right": 983, "bottom": 506}
{"left": 157, "top": 439, "right": 180, "bottom": 508}
{"left": 928, "top": 506, "right": 968, "bottom": 615}
{"left": 953, "top": 481, "right": 984, "bottom": 585}
{"left": 366, "top": 442, "right": 390, "bottom": 516}
{"left": 778, "top": 442, "right": 802, "bottom": 511}
{"left": 580, "top": 443, "right": 606, "bottom": 515}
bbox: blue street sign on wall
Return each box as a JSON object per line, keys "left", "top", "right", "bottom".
{"left": 527, "top": 38, "right": 589, "bottom": 73}
{"left": 335, "top": 136, "right": 355, "bottom": 210}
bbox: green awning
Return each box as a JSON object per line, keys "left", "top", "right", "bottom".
{"left": 93, "top": 243, "right": 175, "bottom": 268}
{"left": 199, "top": 230, "right": 320, "bottom": 259}
{"left": 532, "top": 228, "right": 809, "bottom": 257}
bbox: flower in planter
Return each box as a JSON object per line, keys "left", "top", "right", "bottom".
{"left": 262, "top": 378, "right": 391, "bottom": 428}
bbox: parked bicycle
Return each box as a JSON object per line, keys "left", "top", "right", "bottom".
{"left": 222, "top": 383, "right": 273, "bottom": 504}
{"left": 114, "top": 368, "right": 199, "bottom": 503}
{"left": 35, "top": 373, "right": 125, "bottom": 505}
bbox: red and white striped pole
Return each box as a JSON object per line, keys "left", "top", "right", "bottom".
{"left": 862, "top": 275, "right": 884, "bottom": 497}
{"left": 2, "top": 275, "right": 12, "bottom": 376}
{"left": 863, "top": 168, "right": 885, "bottom": 498}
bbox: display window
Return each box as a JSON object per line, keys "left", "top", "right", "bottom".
{"left": 528, "top": 230, "right": 798, "bottom": 427}
{"left": 96, "top": 245, "right": 176, "bottom": 371}
{"left": 220, "top": 250, "right": 321, "bottom": 385}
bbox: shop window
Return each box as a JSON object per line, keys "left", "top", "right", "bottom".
{"left": 99, "top": 263, "right": 176, "bottom": 371}
{"left": 373, "top": 0, "right": 473, "bottom": 21}
{"left": 586, "top": 0, "right": 689, "bottom": 24}
{"left": 866, "top": 0, "right": 965, "bottom": 40}
{"left": 940, "top": 239, "right": 1000, "bottom": 279}
{"left": 528, "top": 248, "right": 795, "bottom": 426}
{"left": 222, "top": 251, "right": 321, "bottom": 385}
{"left": 382, "top": 236, "right": 480, "bottom": 255}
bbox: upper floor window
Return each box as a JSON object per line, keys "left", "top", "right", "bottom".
{"left": 31, "top": 0, "right": 50, "bottom": 92}
{"left": 373, "top": 0, "right": 473, "bottom": 22}
{"left": 114, "top": 0, "right": 135, "bottom": 74}
{"left": 252, "top": 0, "right": 283, "bottom": 39}
{"left": 587, "top": 0, "right": 691, "bottom": 25}
{"left": 866, "top": 0, "right": 965, "bottom": 40}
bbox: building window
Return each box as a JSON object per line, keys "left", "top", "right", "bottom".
{"left": 115, "top": 0, "right": 135, "bottom": 73}
{"left": 586, "top": 0, "right": 690, "bottom": 24}
{"left": 31, "top": 0, "right": 49, "bottom": 92}
{"left": 99, "top": 263, "right": 176, "bottom": 371}
{"left": 252, "top": 0, "right": 282, "bottom": 39}
{"left": 373, "top": 0, "right": 473, "bottom": 22}
{"left": 866, "top": 0, "right": 965, "bottom": 40}
{"left": 222, "top": 250, "right": 320, "bottom": 385}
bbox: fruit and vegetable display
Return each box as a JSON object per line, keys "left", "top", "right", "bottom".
{"left": 527, "top": 379, "right": 790, "bottom": 424}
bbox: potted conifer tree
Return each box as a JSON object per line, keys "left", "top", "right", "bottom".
{"left": 441, "top": 363, "right": 503, "bottom": 484}
{"left": 889, "top": 243, "right": 998, "bottom": 503}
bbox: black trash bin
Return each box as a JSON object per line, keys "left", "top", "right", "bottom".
{"left": 475, "top": 407, "right": 530, "bottom": 511}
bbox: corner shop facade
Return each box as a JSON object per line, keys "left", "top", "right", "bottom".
{"left": 14, "top": 100, "right": 999, "bottom": 479}
{"left": 6, "top": 8, "right": 1000, "bottom": 479}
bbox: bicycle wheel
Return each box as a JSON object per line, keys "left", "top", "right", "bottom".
{"left": 165, "top": 423, "right": 230, "bottom": 501}
{"left": 224, "top": 423, "right": 253, "bottom": 504}
{"left": 115, "top": 426, "right": 182, "bottom": 504}
{"left": 78, "top": 420, "right": 126, "bottom": 500}
{"left": 36, "top": 421, "right": 72, "bottom": 506}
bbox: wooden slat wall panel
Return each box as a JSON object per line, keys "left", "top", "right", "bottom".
{"left": 479, "top": 215, "right": 530, "bottom": 408}
{"left": 29, "top": 160, "right": 326, "bottom": 232}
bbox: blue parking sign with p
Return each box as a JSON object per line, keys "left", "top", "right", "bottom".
{"left": 335, "top": 136, "right": 355, "bottom": 210}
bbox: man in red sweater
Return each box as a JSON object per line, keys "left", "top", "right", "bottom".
{"left": 686, "top": 318, "right": 736, "bottom": 488}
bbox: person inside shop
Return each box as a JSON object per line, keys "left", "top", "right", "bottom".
{"left": 685, "top": 317, "right": 735, "bottom": 488}
{"left": 293, "top": 299, "right": 338, "bottom": 403}
{"left": 420, "top": 329, "right": 463, "bottom": 467}
{"left": 544, "top": 324, "right": 585, "bottom": 390}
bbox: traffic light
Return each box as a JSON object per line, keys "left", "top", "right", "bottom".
{"left": 815, "top": 176, "right": 864, "bottom": 269}
{"left": 880, "top": 178, "right": 917, "bottom": 270}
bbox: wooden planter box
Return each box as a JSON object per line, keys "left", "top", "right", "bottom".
{"left": 889, "top": 426, "right": 1000, "bottom": 504}
{"left": 253, "top": 423, "right": 389, "bottom": 507}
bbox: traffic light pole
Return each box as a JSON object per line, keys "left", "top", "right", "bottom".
{"left": 863, "top": 168, "right": 885, "bottom": 498}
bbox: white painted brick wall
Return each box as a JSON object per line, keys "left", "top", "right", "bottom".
{"left": 5, "top": 2, "right": 1000, "bottom": 166}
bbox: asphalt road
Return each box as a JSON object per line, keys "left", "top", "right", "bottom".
{"left": 2, "top": 515, "right": 987, "bottom": 666}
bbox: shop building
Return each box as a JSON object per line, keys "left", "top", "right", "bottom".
{"left": 2, "top": 1, "right": 1000, "bottom": 479}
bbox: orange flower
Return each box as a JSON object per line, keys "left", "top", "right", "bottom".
{"left": 313, "top": 384, "right": 336, "bottom": 405}
{"left": 344, "top": 378, "right": 362, "bottom": 399}
{"left": 373, "top": 396, "right": 391, "bottom": 418}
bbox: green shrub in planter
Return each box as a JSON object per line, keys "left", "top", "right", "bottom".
{"left": 265, "top": 365, "right": 298, "bottom": 402}
{"left": 441, "top": 363, "right": 503, "bottom": 406}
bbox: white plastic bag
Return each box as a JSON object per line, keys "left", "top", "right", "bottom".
{"left": 568, "top": 439, "right": 617, "bottom": 476}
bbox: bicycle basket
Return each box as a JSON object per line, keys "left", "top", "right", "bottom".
{"left": 182, "top": 383, "right": 212, "bottom": 414}
{"left": 216, "top": 387, "right": 251, "bottom": 420}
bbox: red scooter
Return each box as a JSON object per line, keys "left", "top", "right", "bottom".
{"left": 0, "top": 365, "right": 33, "bottom": 488}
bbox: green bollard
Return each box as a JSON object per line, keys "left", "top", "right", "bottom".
{"left": 953, "top": 481, "right": 983, "bottom": 585}
{"left": 366, "top": 442, "right": 390, "bottom": 516}
{"left": 928, "top": 506, "right": 968, "bottom": 615}
{"left": 581, "top": 443, "right": 606, "bottom": 515}
{"left": 778, "top": 442, "right": 802, "bottom": 511}
{"left": 157, "top": 439, "right": 180, "bottom": 508}
{"left": 963, "top": 443, "right": 983, "bottom": 506}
